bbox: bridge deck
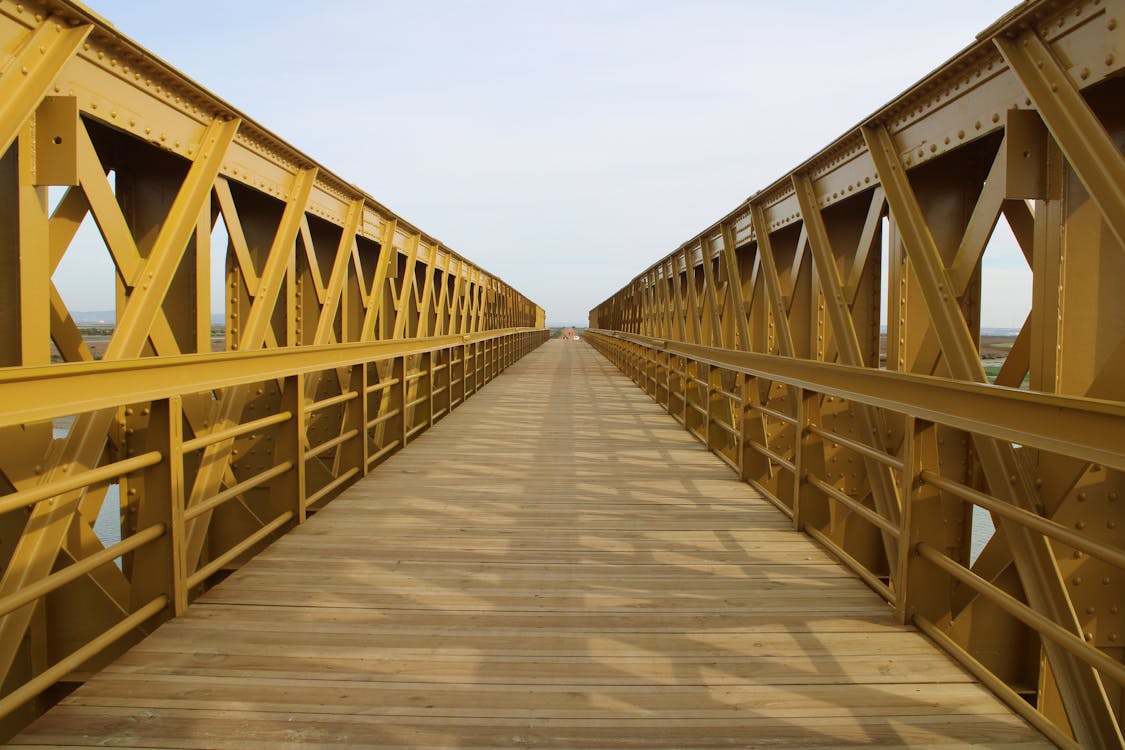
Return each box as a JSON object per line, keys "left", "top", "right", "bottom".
{"left": 14, "top": 341, "right": 1050, "bottom": 748}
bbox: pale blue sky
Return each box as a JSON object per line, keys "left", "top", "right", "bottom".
{"left": 66, "top": 0, "right": 1028, "bottom": 327}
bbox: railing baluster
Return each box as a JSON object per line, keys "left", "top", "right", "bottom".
{"left": 895, "top": 415, "right": 919, "bottom": 624}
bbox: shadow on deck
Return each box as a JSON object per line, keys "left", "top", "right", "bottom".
{"left": 12, "top": 341, "right": 1051, "bottom": 748}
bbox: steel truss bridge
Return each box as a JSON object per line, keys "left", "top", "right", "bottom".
{"left": 0, "top": 0, "right": 1122, "bottom": 747}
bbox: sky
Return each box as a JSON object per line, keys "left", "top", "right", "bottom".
{"left": 65, "top": 0, "right": 1030, "bottom": 328}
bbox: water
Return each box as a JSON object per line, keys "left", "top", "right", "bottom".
{"left": 970, "top": 505, "right": 995, "bottom": 565}
{"left": 52, "top": 423, "right": 122, "bottom": 550}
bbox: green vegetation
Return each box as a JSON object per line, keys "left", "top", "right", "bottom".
{"left": 984, "top": 363, "right": 1030, "bottom": 389}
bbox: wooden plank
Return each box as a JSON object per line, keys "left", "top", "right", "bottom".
{"left": 11, "top": 706, "right": 1052, "bottom": 748}
{"left": 13, "top": 340, "right": 1051, "bottom": 748}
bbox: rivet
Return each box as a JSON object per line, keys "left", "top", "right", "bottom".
{"left": 1078, "top": 491, "right": 1087, "bottom": 500}
{"left": 1076, "top": 520, "right": 1086, "bottom": 529}
{"left": 1073, "top": 576, "right": 1083, "bottom": 585}
{"left": 1107, "top": 54, "right": 1116, "bottom": 66}
{"left": 1109, "top": 18, "right": 1118, "bottom": 30}
{"left": 1087, "top": 606, "right": 1096, "bottom": 614}
{"left": 991, "top": 113, "right": 1000, "bottom": 123}
{"left": 1080, "top": 67, "right": 1091, "bottom": 80}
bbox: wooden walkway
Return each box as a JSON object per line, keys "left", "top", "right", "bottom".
{"left": 13, "top": 340, "right": 1050, "bottom": 748}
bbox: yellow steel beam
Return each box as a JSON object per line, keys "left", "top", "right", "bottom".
{"left": 792, "top": 173, "right": 902, "bottom": 559}
{"left": 748, "top": 203, "right": 795, "bottom": 357}
{"left": 865, "top": 121, "right": 1121, "bottom": 749}
{"left": 588, "top": 330, "right": 1125, "bottom": 479}
{"left": 995, "top": 28, "right": 1125, "bottom": 254}
{"left": 0, "top": 19, "right": 90, "bottom": 158}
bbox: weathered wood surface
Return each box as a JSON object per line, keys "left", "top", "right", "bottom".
{"left": 12, "top": 340, "right": 1050, "bottom": 748}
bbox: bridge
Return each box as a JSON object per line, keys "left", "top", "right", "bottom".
{"left": 0, "top": 0, "right": 1122, "bottom": 748}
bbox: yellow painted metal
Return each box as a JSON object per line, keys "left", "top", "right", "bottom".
{"left": 591, "top": 0, "right": 1125, "bottom": 745}
{"left": 0, "top": 0, "right": 546, "bottom": 736}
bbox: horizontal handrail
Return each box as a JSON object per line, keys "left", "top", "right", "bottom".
{"left": 0, "top": 328, "right": 544, "bottom": 429}
{"left": 806, "top": 526, "right": 894, "bottom": 602}
{"left": 746, "top": 477, "right": 794, "bottom": 519}
{"left": 916, "top": 542, "right": 1125, "bottom": 687}
{"left": 366, "top": 377, "right": 400, "bottom": 394}
{"left": 713, "top": 386, "right": 741, "bottom": 402}
{"left": 0, "top": 452, "right": 163, "bottom": 516}
{"left": 710, "top": 417, "right": 739, "bottom": 439}
{"left": 303, "top": 390, "right": 359, "bottom": 415}
{"left": 747, "top": 400, "right": 797, "bottom": 426}
{"left": 306, "top": 468, "right": 360, "bottom": 509}
{"left": 921, "top": 470, "right": 1125, "bottom": 571}
{"left": 186, "top": 513, "right": 293, "bottom": 588}
{"left": 306, "top": 429, "right": 360, "bottom": 462}
{"left": 914, "top": 615, "right": 1083, "bottom": 750}
{"left": 0, "top": 523, "right": 165, "bottom": 618}
{"left": 181, "top": 411, "right": 292, "bottom": 453}
{"left": 367, "top": 439, "right": 401, "bottom": 466}
{"left": 367, "top": 409, "right": 402, "bottom": 428}
{"left": 809, "top": 425, "right": 905, "bottom": 471}
{"left": 745, "top": 440, "right": 797, "bottom": 474}
{"left": 0, "top": 595, "right": 167, "bottom": 720}
{"left": 805, "top": 474, "right": 899, "bottom": 537}
{"left": 587, "top": 330, "right": 1125, "bottom": 472}
{"left": 183, "top": 462, "right": 293, "bottom": 521}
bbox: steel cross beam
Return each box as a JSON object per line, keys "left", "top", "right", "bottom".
{"left": 792, "top": 173, "right": 901, "bottom": 570}
{"left": 863, "top": 122, "right": 1122, "bottom": 749}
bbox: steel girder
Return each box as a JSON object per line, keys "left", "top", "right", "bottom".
{"left": 0, "top": 0, "right": 546, "bottom": 736}
{"left": 590, "top": 1, "right": 1125, "bottom": 746}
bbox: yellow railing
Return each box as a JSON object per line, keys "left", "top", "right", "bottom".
{"left": 0, "top": 327, "right": 547, "bottom": 731}
{"left": 0, "top": 0, "right": 548, "bottom": 737}
{"left": 587, "top": 329, "right": 1123, "bottom": 750}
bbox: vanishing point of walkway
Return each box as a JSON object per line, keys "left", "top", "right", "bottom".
{"left": 14, "top": 341, "right": 1050, "bottom": 748}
